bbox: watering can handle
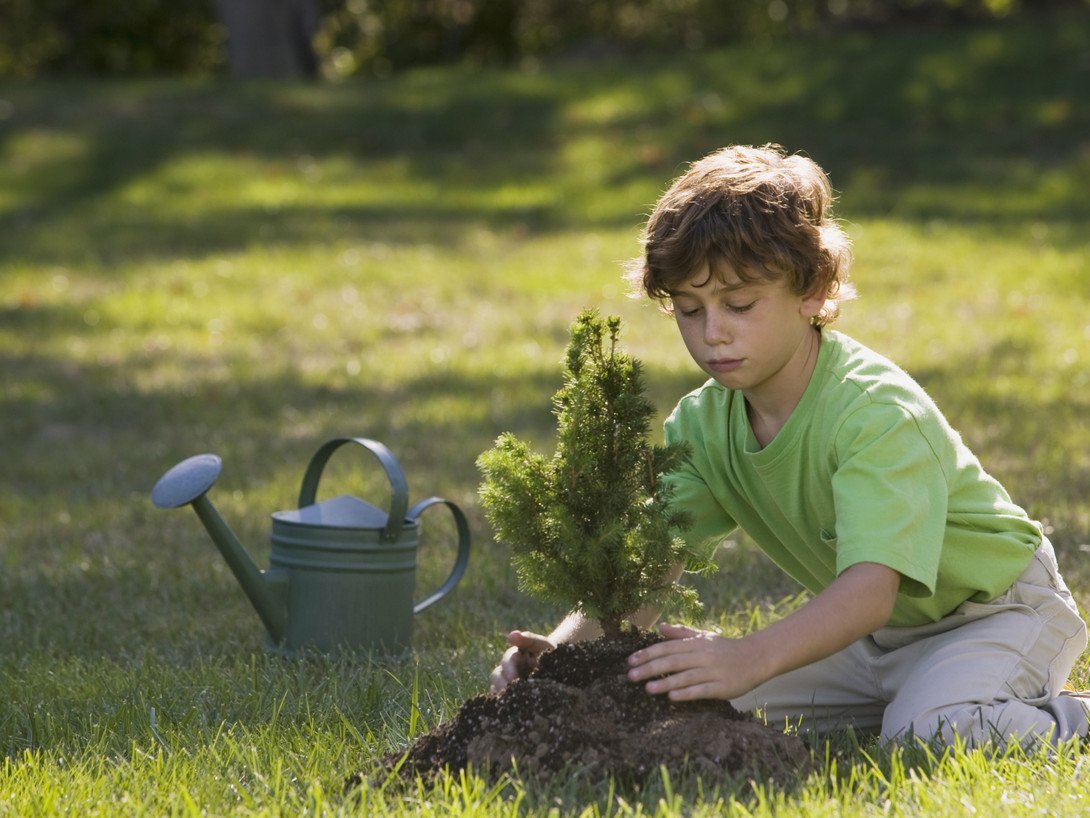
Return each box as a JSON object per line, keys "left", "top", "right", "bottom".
{"left": 297, "top": 437, "right": 409, "bottom": 543}
{"left": 409, "top": 496, "right": 471, "bottom": 614}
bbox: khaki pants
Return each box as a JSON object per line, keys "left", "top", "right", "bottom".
{"left": 732, "top": 539, "right": 1090, "bottom": 747}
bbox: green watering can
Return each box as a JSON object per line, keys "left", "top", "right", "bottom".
{"left": 151, "top": 437, "right": 470, "bottom": 656}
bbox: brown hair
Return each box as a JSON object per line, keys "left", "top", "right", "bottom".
{"left": 627, "top": 144, "right": 854, "bottom": 326}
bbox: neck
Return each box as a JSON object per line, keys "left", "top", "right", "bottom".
{"left": 745, "top": 327, "right": 822, "bottom": 447}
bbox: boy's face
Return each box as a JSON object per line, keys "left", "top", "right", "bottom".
{"left": 668, "top": 264, "right": 825, "bottom": 407}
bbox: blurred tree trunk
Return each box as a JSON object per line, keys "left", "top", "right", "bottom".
{"left": 217, "top": 0, "right": 320, "bottom": 79}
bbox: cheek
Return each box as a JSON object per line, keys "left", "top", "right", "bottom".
{"left": 674, "top": 317, "right": 699, "bottom": 345}
{"left": 675, "top": 320, "right": 708, "bottom": 362}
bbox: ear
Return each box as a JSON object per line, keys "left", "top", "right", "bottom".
{"left": 798, "top": 287, "right": 826, "bottom": 320}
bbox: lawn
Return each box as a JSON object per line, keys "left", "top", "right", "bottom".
{"left": 2, "top": 8, "right": 1090, "bottom": 815}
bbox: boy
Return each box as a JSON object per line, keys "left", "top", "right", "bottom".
{"left": 491, "top": 144, "right": 1089, "bottom": 747}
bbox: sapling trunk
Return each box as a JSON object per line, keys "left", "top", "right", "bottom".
{"left": 600, "top": 617, "right": 624, "bottom": 641}
{"left": 477, "top": 309, "right": 713, "bottom": 640}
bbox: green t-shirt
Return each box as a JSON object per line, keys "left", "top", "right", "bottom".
{"left": 664, "top": 329, "right": 1040, "bottom": 626}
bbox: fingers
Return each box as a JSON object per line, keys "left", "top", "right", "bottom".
{"left": 627, "top": 623, "right": 716, "bottom": 671}
{"left": 653, "top": 676, "right": 727, "bottom": 701}
{"left": 627, "top": 639, "right": 709, "bottom": 684}
{"left": 631, "top": 654, "right": 731, "bottom": 700}
{"left": 657, "top": 622, "right": 703, "bottom": 640}
{"left": 490, "top": 647, "right": 530, "bottom": 693}
{"left": 626, "top": 625, "right": 739, "bottom": 701}
{"left": 490, "top": 630, "right": 555, "bottom": 693}
{"left": 507, "top": 630, "right": 554, "bottom": 655}
{"left": 489, "top": 664, "right": 510, "bottom": 692}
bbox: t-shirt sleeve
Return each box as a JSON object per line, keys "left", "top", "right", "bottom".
{"left": 831, "top": 401, "right": 949, "bottom": 598}
{"left": 663, "top": 408, "right": 738, "bottom": 566}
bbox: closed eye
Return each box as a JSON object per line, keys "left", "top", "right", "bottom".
{"left": 728, "top": 301, "right": 757, "bottom": 314}
{"left": 670, "top": 301, "right": 702, "bottom": 317}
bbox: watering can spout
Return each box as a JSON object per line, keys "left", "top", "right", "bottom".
{"left": 151, "top": 454, "right": 289, "bottom": 644}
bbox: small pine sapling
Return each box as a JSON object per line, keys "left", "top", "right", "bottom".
{"left": 477, "top": 309, "right": 713, "bottom": 640}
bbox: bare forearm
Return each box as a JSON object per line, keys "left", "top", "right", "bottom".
{"left": 746, "top": 562, "right": 899, "bottom": 681}
{"left": 547, "top": 611, "right": 601, "bottom": 643}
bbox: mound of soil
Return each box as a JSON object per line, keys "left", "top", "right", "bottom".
{"left": 379, "top": 630, "right": 809, "bottom": 785}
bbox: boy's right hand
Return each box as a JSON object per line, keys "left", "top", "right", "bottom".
{"left": 490, "top": 630, "right": 555, "bottom": 692}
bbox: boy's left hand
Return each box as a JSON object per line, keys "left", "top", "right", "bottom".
{"left": 626, "top": 623, "right": 767, "bottom": 701}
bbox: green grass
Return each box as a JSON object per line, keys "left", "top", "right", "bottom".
{"left": 3, "top": 8, "right": 1090, "bottom": 814}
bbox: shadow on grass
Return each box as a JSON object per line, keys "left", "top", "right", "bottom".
{"left": 2, "top": 12, "right": 1088, "bottom": 271}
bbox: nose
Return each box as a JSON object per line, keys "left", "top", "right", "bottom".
{"left": 703, "top": 308, "right": 731, "bottom": 345}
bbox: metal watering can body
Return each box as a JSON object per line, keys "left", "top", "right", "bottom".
{"left": 151, "top": 437, "right": 470, "bottom": 656}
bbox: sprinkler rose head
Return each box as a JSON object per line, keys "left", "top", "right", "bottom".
{"left": 151, "top": 453, "right": 222, "bottom": 508}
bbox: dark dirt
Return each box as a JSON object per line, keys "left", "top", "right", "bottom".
{"left": 377, "top": 630, "right": 810, "bottom": 785}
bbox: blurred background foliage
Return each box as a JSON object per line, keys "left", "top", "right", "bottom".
{"left": 1, "top": 0, "right": 1083, "bottom": 80}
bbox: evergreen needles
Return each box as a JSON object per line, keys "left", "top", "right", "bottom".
{"left": 477, "top": 309, "right": 711, "bottom": 639}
